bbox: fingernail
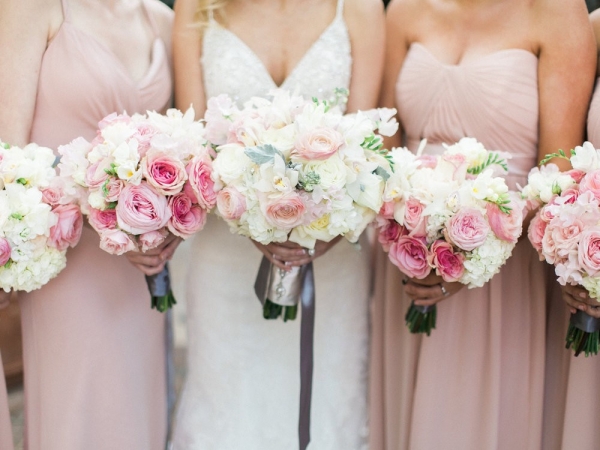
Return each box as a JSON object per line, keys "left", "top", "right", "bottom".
{"left": 579, "top": 292, "right": 587, "bottom": 299}
{"left": 578, "top": 304, "right": 586, "bottom": 311}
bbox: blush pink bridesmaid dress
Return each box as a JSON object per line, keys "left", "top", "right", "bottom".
{"left": 18, "top": 0, "right": 172, "bottom": 448}
{"left": 0, "top": 351, "right": 14, "bottom": 450}
{"left": 370, "top": 43, "right": 546, "bottom": 450}
{"left": 541, "top": 81, "right": 600, "bottom": 450}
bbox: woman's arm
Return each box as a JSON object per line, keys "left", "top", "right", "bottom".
{"left": 535, "top": 0, "right": 596, "bottom": 169}
{"left": 173, "top": 0, "right": 207, "bottom": 118}
{"left": 0, "top": 0, "right": 59, "bottom": 145}
{"left": 344, "top": 0, "right": 385, "bottom": 112}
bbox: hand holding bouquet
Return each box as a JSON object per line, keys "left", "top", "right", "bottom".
{"left": 0, "top": 140, "right": 82, "bottom": 292}
{"left": 522, "top": 142, "right": 600, "bottom": 356}
{"left": 377, "top": 138, "right": 524, "bottom": 335}
{"left": 58, "top": 108, "right": 215, "bottom": 311}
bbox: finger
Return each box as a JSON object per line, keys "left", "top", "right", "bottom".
{"left": 586, "top": 306, "right": 600, "bottom": 319}
{"left": 273, "top": 241, "right": 303, "bottom": 250}
{"left": 404, "top": 283, "right": 439, "bottom": 300}
{"left": 133, "top": 262, "right": 166, "bottom": 276}
{"left": 127, "top": 254, "right": 164, "bottom": 268}
{"left": 269, "top": 245, "right": 306, "bottom": 258}
{"left": 413, "top": 296, "right": 444, "bottom": 307}
{"left": 562, "top": 291, "right": 587, "bottom": 311}
{"left": 160, "top": 238, "right": 181, "bottom": 261}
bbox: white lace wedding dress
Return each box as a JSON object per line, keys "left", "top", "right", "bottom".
{"left": 171, "top": 1, "right": 370, "bottom": 448}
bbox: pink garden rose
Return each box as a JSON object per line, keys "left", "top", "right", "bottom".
{"left": 429, "top": 240, "right": 465, "bottom": 282}
{"left": 88, "top": 207, "right": 118, "bottom": 232}
{"left": 49, "top": 205, "right": 83, "bottom": 251}
{"left": 551, "top": 216, "right": 585, "bottom": 258}
{"left": 98, "top": 112, "right": 132, "bottom": 130}
{"left": 378, "top": 220, "right": 407, "bottom": 252}
{"left": 567, "top": 169, "right": 586, "bottom": 184}
{"left": 579, "top": 170, "right": 600, "bottom": 202}
{"left": 167, "top": 192, "right": 207, "bottom": 238}
{"left": 99, "top": 229, "right": 137, "bottom": 255}
{"left": 389, "top": 236, "right": 430, "bottom": 279}
{"left": 141, "top": 149, "right": 187, "bottom": 196}
{"left": 116, "top": 182, "right": 171, "bottom": 235}
{"left": 578, "top": 229, "right": 600, "bottom": 277}
{"left": 440, "top": 153, "right": 468, "bottom": 182}
{"left": 379, "top": 201, "right": 395, "bottom": 220}
{"left": 132, "top": 123, "right": 159, "bottom": 157}
{"left": 486, "top": 200, "right": 523, "bottom": 244}
{"left": 103, "top": 178, "right": 125, "bottom": 202}
{"left": 527, "top": 213, "right": 547, "bottom": 256}
{"left": 541, "top": 224, "right": 559, "bottom": 264}
{"left": 185, "top": 156, "right": 216, "bottom": 209}
{"left": 404, "top": 197, "right": 427, "bottom": 236}
{"left": 263, "top": 192, "right": 306, "bottom": 229}
{"left": 139, "top": 229, "right": 168, "bottom": 252}
{"left": 85, "top": 159, "right": 111, "bottom": 190}
{"left": 216, "top": 187, "right": 246, "bottom": 220}
{"left": 446, "top": 208, "right": 490, "bottom": 251}
{"left": 292, "top": 127, "right": 344, "bottom": 161}
{"left": 0, "top": 238, "right": 11, "bottom": 266}
{"left": 42, "top": 186, "right": 62, "bottom": 206}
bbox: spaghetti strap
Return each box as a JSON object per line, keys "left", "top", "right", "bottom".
{"left": 141, "top": 0, "right": 160, "bottom": 38}
{"left": 336, "top": 0, "right": 345, "bottom": 18}
{"left": 207, "top": 8, "right": 216, "bottom": 23}
{"left": 60, "top": 0, "right": 70, "bottom": 21}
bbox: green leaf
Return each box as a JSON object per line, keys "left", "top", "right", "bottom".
{"left": 105, "top": 202, "right": 118, "bottom": 210}
{"left": 16, "top": 178, "right": 27, "bottom": 185}
{"left": 244, "top": 144, "right": 284, "bottom": 165}
{"left": 104, "top": 163, "right": 118, "bottom": 177}
{"left": 10, "top": 213, "right": 23, "bottom": 220}
{"left": 467, "top": 152, "right": 508, "bottom": 175}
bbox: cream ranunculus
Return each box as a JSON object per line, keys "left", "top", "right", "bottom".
{"left": 302, "top": 154, "right": 349, "bottom": 191}
{"left": 212, "top": 144, "right": 254, "bottom": 185}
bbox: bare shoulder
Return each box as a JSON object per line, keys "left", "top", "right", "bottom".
{"left": 531, "top": 0, "right": 590, "bottom": 36}
{"left": 344, "top": 0, "right": 384, "bottom": 20}
{"left": 385, "top": 0, "right": 424, "bottom": 36}
{"left": 0, "top": 0, "right": 59, "bottom": 33}
{"left": 591, "top": 9, "right": 600, "bottom": 47}
{"left": 144, "top": 0, "right": 174, "bottom": 40}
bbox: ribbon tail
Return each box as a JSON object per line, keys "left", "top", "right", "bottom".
{"left": 254, "top": 255, "right": 273, "bottom": 307}
{"left": 299, "top": 262, "right": 315, "bottom": 450}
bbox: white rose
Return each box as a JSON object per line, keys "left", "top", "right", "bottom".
{"left": 303, "top": 154, "right": 349, "bottom": 191}
{"left": 213, "top": 144, "right": 254, "bottom": 185}
{"left": 571, "top": 141, "right": 600, "bottom": 172}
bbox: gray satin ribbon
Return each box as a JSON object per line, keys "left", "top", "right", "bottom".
{"left": 145, "top": 264, "right": 171, "bottom": 297}
{"left": 254, "top": 256, "right": 315, "bottom": 450}
{"left": 570, "top": 309, "right": 600, "bottom": 333}
{"left": 413, "top": 304, "right": 434, "bottom": 314}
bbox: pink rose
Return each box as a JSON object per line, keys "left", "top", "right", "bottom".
{"left": 539, "top": 202, "right": 556, "bottom": 223}
{"left": 88, "top": 207, "right": 118, "bottom": 232}
{"left": 446, "top": 208, "right": 490, "bottom": 251}
{"left": 167, "top": 192, "right": 207, "bottom": 238}
{"left": 552, "top": 217, "right": 585, "bottom": 258}
{"left": 379, "top": 201, "right": 395, "bottom": 220}
{"left": 42, "top": 186, "right": 63, "bottom": 206}
{"left": 116, "top": 182, "right": 171, "bottom": 235}
{"left": 263, "top": 192, "right": 306, "bottom": 229}
{"left": 104, "top": 178, "right": 125, "bottom": 202}
{"left": 85, "top": 159, "right": 111, "bottom": 190}
{"left": 133, "top": 123, "right": 159, "bottom": 157}
{"left": 139, "top": 229, "right": 168, "bottom": 252}
{"left": 378, "top": 220, "right": 407, "bottom": 252}
{"left": 440, "top": 153, "right": 468, "bottom": 181}
{"left": 49, "top": 205, "right": 83, "bottom": 251}
{"left": 486, "top": 200, "right": 523, "bottom": 244}
{"left": 389, "top": 236, "right": 431, "bottom": 279}
{"left": 141, "top": 149, "right": 187, "bottom": 196}
{"left": 227, "top": 111, "right": 265, "bottom": 146}
{"left": 99, "top": 229, "right": 137, "bottom": 255}
{"left": 185, "top": 156, "right": 216, "bottom": 209}
{"left": 292, "top": 127, "right": 344, "bottom": 161}
{"left": 527, "top": 213, "right": 547, "bottom": 257}
{"left": 0, "top": 238, "right": 11, "bottom": 266}
{"left": 541, "top": 224, "right": 559, "bottom": 264}
{"left": 404, "top": 198, "right": 427, "bottom": 236}
{"left": 568, "top": 169, "right": 586, "bottom": 184}
{"left": 579, "top": 170, "right": 600, "bottom": 201}
{"left": 429, "top": 240, "right": 465, "bottom": 282}
{"left": 578, "top": 229, "right": 600, "bottom": 276}
{"left": 216, "top": 187, "right": 246, "bottom": 220}
{"left": 559, "top": 188, "right": 580, "bottom": 206}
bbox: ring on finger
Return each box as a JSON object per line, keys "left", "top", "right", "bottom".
{"left": 440, "top": 283, "right": 449, "bottom": 297}
{"left": 307, "top": 248, "right": 316, "bottom": 257}
{"left": 591, "top": 305, "right": 600, "bottom": 310}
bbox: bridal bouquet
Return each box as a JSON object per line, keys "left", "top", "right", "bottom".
{"left": 522, "top": 142, "right": 600, "bottom": 356}
{"left": 0, "top": 140, "right": 83, "bottom": 292}
{"left": 58, "top": 108, "right": 215, "bottom": 311}
{"left": 205, "top": 89, "right": 398, "bottom": 320}
{"left": 377, "top": 138, "right": 523, "bottom": 335}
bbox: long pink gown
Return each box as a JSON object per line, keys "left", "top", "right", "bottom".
{"left": 369, "top": 43, "right": 546, "bottom": 449}
{"left": 540, "top": 79, "right": 600, "bottom": 450}
{"left": 18, "top": 0, "right": 172, "bottom": 448}
{"left": 0, "top": 351, "right": 14, "bottom": 450}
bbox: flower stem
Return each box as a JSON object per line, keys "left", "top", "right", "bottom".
{"left": 405, "top": 302, "right": 437, "bottom": 336}
{"left": 151, "top": 289, "right": 176, "bottom": 312}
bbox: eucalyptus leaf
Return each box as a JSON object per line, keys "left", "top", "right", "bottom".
{"left": 244, "top": 144, "right": 284, "bottom": 165}
{"left": 374, "top": 166, "right": 390, "bottom": 181}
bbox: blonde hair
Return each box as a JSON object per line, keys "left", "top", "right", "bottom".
{"left": 195, "top": 0, "right": 230, "bottom": 28}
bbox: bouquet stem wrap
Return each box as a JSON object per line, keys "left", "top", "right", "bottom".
{"left": 254, "top": 256, "right": 315, "bottom": 450}
{"left": 566, "top": 310, "right": 600, "bottom": 357}
{"left": 146, "top": 264, "right": 176, "bottom": 312}
{"left": 405, "top": 302, "right": 437, "bottom": 336}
